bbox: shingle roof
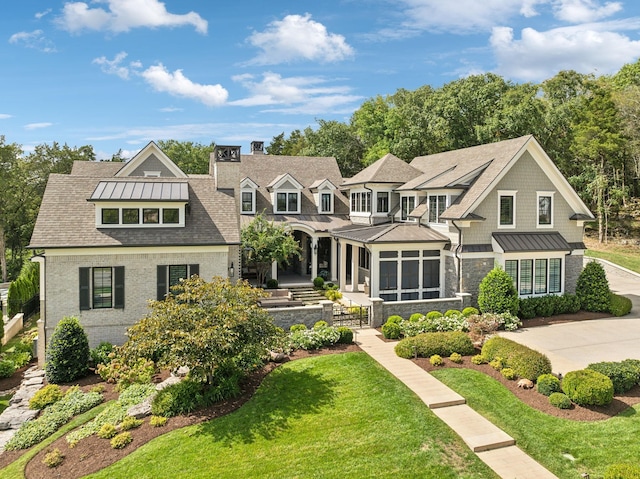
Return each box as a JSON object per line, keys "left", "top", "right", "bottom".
{"left": 492, "top": 232, "right": 571, "bottom": 253}
{"left": 240, "top": 214, "right": 352, "bottom": 232}
{"left": 70, "top": 160, "right": 124, "bottom": 177}
{"left": 331, "top": 223, "right": 449, "bottom": 244}
{"left": 240, "top": 153, "right": 350, "bottom": 217}
{"left": 29, "top": 173, "right": 239, "bottom": 248}
{"left": 342, "top": 153, "right": 422, "bottom": 186}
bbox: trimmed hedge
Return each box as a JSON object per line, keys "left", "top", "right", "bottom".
{"left": 536, "top": 374, "right": 561, "bottom": 396}
{"left": 381, "top": 322, "right": 401, "bottom": 340}
{"left": 395, "top": 331, "right": 475, "bottom": 359}
{"left": 549, "top": 392, "right": 572, "bottom": 409}
{"left": 481, "top": 337, "right": 551, "bottom": 381}
{"left": 518, "top": 293, "right": 581, "bottom": 319}
{"left": 562, "top": 369, "right": 614, "bottom": 406}
{"left": 610, "top": 293, "right": 632, "bottom": 317}
{"left": 587, "top": 361, "right": 639, "bottom": 394}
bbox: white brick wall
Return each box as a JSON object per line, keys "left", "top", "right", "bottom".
{"left": 44, "top": 248, "right": 232, "bottom": 349}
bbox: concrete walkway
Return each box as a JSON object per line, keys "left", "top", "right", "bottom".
{"left": 354, "top": 328, "right": 558, "bottom": 479}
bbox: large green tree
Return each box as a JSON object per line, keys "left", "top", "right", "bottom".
{"left": 156, "top": 140, "right": 214, "bottom": 174}
{"left": 121, "top": 276, "right": 282, "bottom": 384}
{"left": 241, "top": 213, "right": 301, "bottom": 287}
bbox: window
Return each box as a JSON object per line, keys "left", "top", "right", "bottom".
{"left": 358, "top": 247, "right": 370, "bottom": 270}
{"left": 123, "top": 208, "right": 139, "bottom": 224}
{"left": 350, "top": 192, "right": 371, "bottom": 213}
{"left": 321, "top": 192, "right": 332, "bottom": 213}
{"left": 79, "top": 266, "right": 124, "bottom": 310}
{"left": 498, "top": 191, "right": 516, "bottom": 227}
{"left": 241, "top": 191, "right": 254, "bottom": 213}
{"left": 276, "top": 192, "right": 299, "bottom": 213}
{"left": 143, "top": 208, "right": 159, "bottom": 224}
{"left": 535, "top": 259, "right": 547, "bottom": 294}
{"left": 505, "top": 260, "right": 518, "bottom": 289}
{"left": 401, "top": 260, "right": 419, "bottom": 289}
{"left": 506, "top": 258, "right": 562, "bottom": 296}
{"left": 377, "top": 192, "right": 389, "bottom": 213}
{"left": 102, "top": 209, "right": 119, "bottom": 225}
{"left": 537, "top": 192, "right": 553, "bottom": 227}
{"left": 422, "top": 259, "right": 440, "bottom": 288}
{"left": 163, "top": 208, "right": 179, "bottom": 224}
{"left": 157, "top": 264, "right": 199, "bottom": 300}
{"left": 549, "top": 259, "right": 562, "bottom": 293}
{"left": 428, "top": 195, "right": 447, "bottom": 223}
{"left": 379, "top": 261, "right": 397, "bottom": 290}
{"left": 401, "top": 196, "right": 415, "bottom": 221}
{"left": 520, "top": 259, "right": 533, "bottom": 295}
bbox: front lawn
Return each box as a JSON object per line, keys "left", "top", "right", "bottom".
{"left": 585, "top": 237, "right": 640, "bottom": 274}
{"left": 432, "top": 368, "right": 640, "bottom": 479}
{"left": 86, "top": 352, "right": 498, "bottom": 479}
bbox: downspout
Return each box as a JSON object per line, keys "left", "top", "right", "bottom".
{"left": 451, "top": 220, "right": 463, "bottom": 293}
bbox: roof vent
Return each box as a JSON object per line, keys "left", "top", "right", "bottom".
{"left": 214, "top": 145, "right": 241, "bottom": 162}
{"left": 250, "top": 141, "right": 264, "bottom": 154}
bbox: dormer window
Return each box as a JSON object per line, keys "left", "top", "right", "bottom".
{"left": 321, "top": 192, "right": 332, "bottom": 213}
{"left": 401, "top": 196, "right": 415, "bottom": 221}
{"left": 428, "top": 194, "right": 447, "bottom": 224}
{"left": 267, "top": 174, "right": 303, "bottom": 215}
{"left": 240, "top": 178, "right": 258, "bottom": 214}
{"left": 310, "top": 179, "right": 337, "bottom": 214}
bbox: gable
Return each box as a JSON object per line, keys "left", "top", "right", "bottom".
{"left": 115, "top": 141, "right": 187, "bottom": 178}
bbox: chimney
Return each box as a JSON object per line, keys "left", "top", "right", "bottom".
{"left": 250, "top": 141, "right": 264, "bottom": 155}
{"left": 211, "top": 145, "right": 241, "bottom": 191}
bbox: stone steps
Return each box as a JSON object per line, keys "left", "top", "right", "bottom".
{"left": 289, "top": 287, "right": 326, "bottom": 305}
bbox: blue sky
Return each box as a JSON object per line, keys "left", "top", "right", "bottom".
{"left": 2, "top": 0, "right": 640, "bottom": 160}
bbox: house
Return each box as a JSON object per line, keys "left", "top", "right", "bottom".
{"left": 30, "top": 135, "right": 593, "bottom": 360}
{"left": 29, "top": 142, "right": 240, "bottom": 362}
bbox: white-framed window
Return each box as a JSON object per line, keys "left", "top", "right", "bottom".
{"left": 241, "top": 190, "right": 255, "bottom": 214}
{"left": 350, "top": 191, "right": 371, "bottom": 213}
{"left": 504, "top": 257, "right": 562, "bottom": 296}
{"left": 537, "top": 191, "right": 554, "bottom": 228}
{"left": 79, "top": 266, "right": 125, "bottom": 310}
{"left": 498, "top": 190, "right": 517, "bottom": 228}
{"left": 401, "top": 196, "right": 415, "bottom": 221}
{"left": 377, "top": 249, "right": 441, "bottom": 301}
{"left": 376, "top": 192, "right": 389, "bottom": 213}
{"left": 97, "top": 205, "right": 184, "bottom": 227}
{"left": 320, "top": 192, "right": 333, "bottom": 213}
{"left": 276, "top": 191, "right": 300, "bottom": 214}
{"left": 428, "top": 195, "right": 447, "bottom": 223}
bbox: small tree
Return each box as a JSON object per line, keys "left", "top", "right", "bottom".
{"left": 477, "top": 267, "right": 519, "bottom": 316}
{"left": 576, "top": 261, "right": 611, "bottom": 312}
{"left": 241, "top": 213, "right": 302, "bottom": 286}
{"left": 45, "top": 316, "right": 90, "bottom": 384}
{"left": 120, "top": 276, "right": 284, "bottom": 384}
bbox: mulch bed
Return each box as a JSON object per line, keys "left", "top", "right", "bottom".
{"left": 0, "top": 312, "right": 636, "bottom": 477}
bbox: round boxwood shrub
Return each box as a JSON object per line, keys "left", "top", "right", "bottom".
{"left": 500, "top": 367, "right": 516, "bottom": 380}
{"left": 471, "top": 354, "right": 486, "bottom": 365}
{"left": 290, "top": 324, "right": 307, "bottom": 332}
{"left": 449, "top": 352, "right": 463, "bottom": 363}
{"left": 587, "top": 361, "right": 638, "bottom": 394}
{"left": 576, "top": 261, "right": 611, "bottom": 312}
{"left": 562, "top": 369, "right": 614, "bottom": 406}
{"left": 386, "top": 315, "right": 403, "bottom": 324}
{"left": 478, "top": 267, "right": 519, "bottom": 315}
{"left": 461, "top": 307, "right": 479, "bottom": 317}
{"left": 265, "top": 278, "right": 278, "bottom": 289}
{"left": 609, "top": 293, "right": 632, "bottom": 317}
{"left": 444, "top": 309, "right": 461, "bottom": 317}
{"left": 605, "top": 463, "right": 640, "bottom": 479}
{"left": 382, "top": 321, "right": 401, "bottom": 340}
{"left": 425, "top": 311, "right": 443, "bottom": 320}
{"left": 536, "top": 374, "right": 561, "bottom": 396}
{"left": 395, "top": 331, "right": 475, "bottom": 359}
{"left": 409, "top": 313, "right": 424, "bottom": 322}
{"left": 336, "top": 326, "right": 353, "bottom": 344}
{"left": 313, "top": 276, "right": 325, "bottom": 288}
{"left": 549, "top": 392, "right": 572, "bottom": 409}
{"left": 313, "top": 321, "right": 329, "bottom": 329}
{"left": 45, "top": 316, "right": 90, "bottom": 384}
{"left": 0, "top": 360, "right": 17, "bottom": 379}
{"left": 429, "top": 354, "right": 444, "bottom": 366}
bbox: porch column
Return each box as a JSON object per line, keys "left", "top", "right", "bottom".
{"left": 271, "top": 261, "right": 278, "bottom": 283}
{"left": 338, "top": 241, "right": 347, "bottom": 291}
{"left": 350, "top": 244, "right": 358, "bottom": 292}
{"left": 311, "top": 237, "right": 318, "bottom": 280}
{"left": 330, "top": 238, "right": 338, "bottom": 282}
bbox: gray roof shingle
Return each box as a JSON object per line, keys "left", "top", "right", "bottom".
{"left": 331, "top": 223, "right": 449, "bottom": 244}
{"left": 342, "top": 153, "right": 422, "bottom": 186}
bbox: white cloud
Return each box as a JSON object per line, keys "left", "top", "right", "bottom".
{"left": 8, "top": 30, "right": 56, "bottom": 52}
{"left": 491, "top": 21, "right": 640, "bottom": 81}
{"left": 159, "top": 107, "right": 183, "bottom": 112}
{"left": 553, "top": 0, "right": 622, "bottom": 23}
{"left": 0, "top": 114, "right": 12, "bottom": 119}
{"left": 140, "top": 64, "right": 228, "bottom": 107}
{"left": 35, "top": 9, "right": 52, "bottom": 20}
{"left": 247, "top": 14, "right": 354, "bottom": 65}
{"left": 24, "top": 122, "right": 53, "bottom": 130}
{"left": 93, "top": 52, "right": 134, "bottom": 79}
{"left": 230, "top": 72, "right": 362, "bottom": 114}
{"left": 55, "top": 0, "right": 207, "bottom": 34}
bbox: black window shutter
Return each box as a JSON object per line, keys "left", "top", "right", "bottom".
{"left": 189, "top": 264, "right": 199, "bottom": 277}
{"left": 114, "top": 266, "right": 125, "bottom": 309}
{"left": 157, "top": 265, "right": 168, "bottom": 300}
{"left": 79, "top": 267, "right": 91, "bottom": 310}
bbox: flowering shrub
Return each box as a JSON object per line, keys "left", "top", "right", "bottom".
{"left": 289, "top": 326, "right": 341, "bottom": 350}
{"left": 430, "top": 355, "right": 444, "bottom": 366}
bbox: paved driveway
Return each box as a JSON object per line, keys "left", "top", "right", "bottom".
{"left": 500, "top": 259, "right": 640, "bottom": 375}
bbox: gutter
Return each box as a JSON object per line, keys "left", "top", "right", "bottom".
{"left": 451, "top": 220, "right": 463, "bottom": 293}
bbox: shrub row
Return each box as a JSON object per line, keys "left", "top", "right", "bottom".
{"left": 587, "top": 359, "right": 640, "bottom": 394}
{"left": 288, "top": 323, "right": 353, "bottom": 350}
{"left": 395, "top": 331, "right": 475, "bottom": 359}
{"left": 518, "top": 294, "right": 580, "bottom": 319}
{"left": 481, "top": 337, "right": 551, "bottom": 381}
{"left": 6, "top": 387, "right": 103, "bottom": 450}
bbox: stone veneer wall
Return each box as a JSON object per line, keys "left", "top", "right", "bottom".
{"left": 266, "top": 301, "right": 334, "bottom": 331}
{"left": 565, "top": 254, "right": 584, "bottom": 294}
{"left": 460, "top": 257, "right": 494, "bottom": 306}
{"left": 369, "top": 294, "right": 472, "bottom": 328}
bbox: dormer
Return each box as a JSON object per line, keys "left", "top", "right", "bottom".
{"left": 309, "top": 179, "right": 337, "bottom": 214}
{"left": 266, "top": 173, "right": 303, "bottom": 214}
{"left": 240, "top": 177, "right": 259, "bottom": 214}
{"left": 115, "top": 142, "right": 187, "bottom": 178}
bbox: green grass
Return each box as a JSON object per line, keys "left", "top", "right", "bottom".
{"left": 432, "top": 368, "right": 640, "bottom": 479}
{"left": 0, "top": 401, "right": 111, "bottom": 479}
{"left": 585, "top": 243, "right": 640, "bottom": 274}
{"left": 87, "top": 353, "right": 498, "bottom": 479}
